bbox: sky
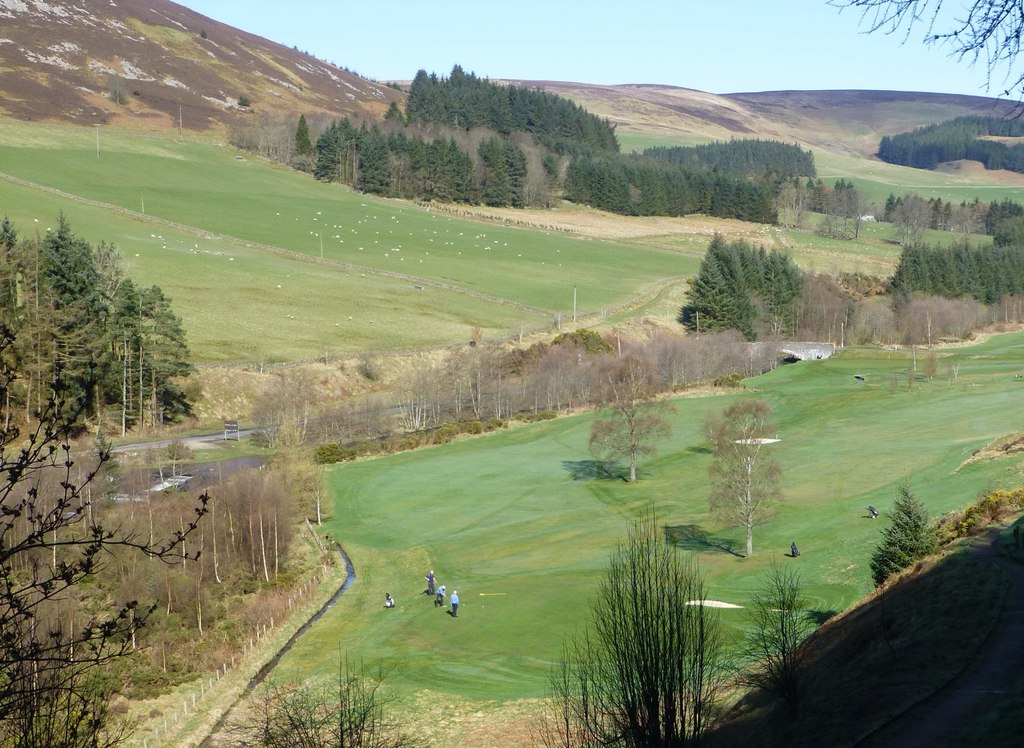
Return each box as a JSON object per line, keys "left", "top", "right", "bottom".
{"left": 179, "top": 1, "right": 1015, "bottom": 98}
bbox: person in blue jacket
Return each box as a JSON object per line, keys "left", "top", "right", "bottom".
{"left": 450, "top": 590, "right": 460, "bottom": 618}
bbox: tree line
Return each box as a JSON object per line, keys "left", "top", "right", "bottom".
{"left": 405, "top": 65, "right": 619, "bottom": 156}
{"left": 311, "top": 115, "right": 784, "bottom": 220}
{"left": 775, "top": 177, "right": 866, "bottom": 238}
{"left": 681, "top": 236, "right": 803, "bottom": 340}
{"left": 234, "top": 66, "right": 853, "bottom": 223}
{"left": 889, "top": 242, "right": 1024, "bottom": 304}
{"left": 878, "top": 115, "right": 1024, "bottom": 172}
{"left": 678, "top": 234, "right": 1024, "bottom": 345}
{"left": 644, "top": 139, "right": 816, "bottom": 178}
{"left": 0, "top": 215, "right": 191, "bottom": 433}
{"left": 564, "top": 155, "right": 778, "bottom": 220}
{"left": 304, "top": 328, "right": 781, "bottom": 463}
{"left": 314, "top": 119, "right": 487, "bottom": 204}
{"left": 0, "top": 406, "right": 332, "bottom": 743}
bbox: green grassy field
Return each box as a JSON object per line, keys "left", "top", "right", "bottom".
{"left": 4, "top": 119, "right": 1024, "bottom": 366}
{"left": 273, "top": 333, "right": 1024, "bottom": 708}
{"left": 0, "top": 121, "right": 695, "bottom": 362}
{"left": 816, "top": 149, "right": 1024, "bottom": 206}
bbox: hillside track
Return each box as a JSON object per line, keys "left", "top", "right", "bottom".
{"left": 859, "top": 526, "right": 1024, "bottom": 747}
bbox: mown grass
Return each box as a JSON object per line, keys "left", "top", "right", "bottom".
{"left": 272, "top": 333, "right": 1024, "bottom": 717}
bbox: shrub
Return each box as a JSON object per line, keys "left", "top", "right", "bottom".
{"left": 551, "top": 328, "right": 612, "bottom": 353}
{"left": 711, "top": 372, "right": 743, "bottom": 388}
{"left": 313, "top": 441, "right": 373, "bottom": 464}
{"left": 513, "top": 409, "right": 557, "bottom": 423}
{"left": 936, "top": 487, "right": 1024, "bottom": 543}
{"left": 396, "top": 436, "right": 420, "bottom": 451}
{"left": 357, "top": 355, "right": 382, "bottom": 382}
{"left": 238, "top": 94, "right": 252, "bottom": 108}
{"left": 434, "top": 424, "right": 459, "bottom": 443}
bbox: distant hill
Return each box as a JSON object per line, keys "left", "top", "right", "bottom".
{"left": 0, "top": 0, "right": 401, "bottom": 130}
{"left": 0, "top": 0, "right": 1016, "bottom": 158}
{"left": 503, "top": 81, "right": 1019, "bottom": 156}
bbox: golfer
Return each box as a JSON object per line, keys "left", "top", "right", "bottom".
{"left": 450, "top": 590, "right": 460, "bottom": 618}
{"left": 435, "top": 584, "right": 446, "bottom": 607}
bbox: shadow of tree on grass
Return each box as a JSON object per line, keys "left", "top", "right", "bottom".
{"left": 562, "top": 459, "right": 626, "bottom": 481}
{"left": 806, "top": 609, "right": 839, "bottom": 626}
{"left": 664, "top": 523, "right": 743, "bottom": 557}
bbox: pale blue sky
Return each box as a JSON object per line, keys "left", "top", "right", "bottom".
{"left": 180, "top": 1, "right": 1012, "bottom": 98}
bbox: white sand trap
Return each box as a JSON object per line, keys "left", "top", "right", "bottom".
{"left": 734, "top": 438, "right": 781, "bottom": 445}
{"left": 686, "top": 600, "right": 743, "bottom": 609}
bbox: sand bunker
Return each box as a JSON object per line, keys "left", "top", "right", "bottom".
{"left": 686, "top": 600, "right": 743, "bottom": 608}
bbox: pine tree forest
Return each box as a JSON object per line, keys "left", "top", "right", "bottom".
{"left": 0, "top": 214, "right": 192, "bottom": 433}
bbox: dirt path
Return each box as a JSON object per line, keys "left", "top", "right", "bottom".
{"left": 860, "top": 526, "right": 1024, "bottom": 747}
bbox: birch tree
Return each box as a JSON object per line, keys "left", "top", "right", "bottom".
{"left": 706, "top": 399, "right": 781, "bottom": 557}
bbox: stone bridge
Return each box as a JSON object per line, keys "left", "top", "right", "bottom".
{"left": 779, "top": 342, "right": 836, "bottom": 361}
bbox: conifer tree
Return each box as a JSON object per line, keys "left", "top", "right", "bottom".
{"left": 294, "top": 114, "right": 312, "bottom": 157}
{"left": 869, "top": 485, "right": 937, "bottom": 586}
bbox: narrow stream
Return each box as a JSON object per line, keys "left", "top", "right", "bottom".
{"left": 198, "top": 540, "right": 356, "bottom": 746}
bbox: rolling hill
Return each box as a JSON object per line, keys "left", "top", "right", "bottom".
{"left": 0, "top": 0, "right": 1017, "bottom": 152}
{"left": 504, "top": 80, "right": 1021, "bottom": 157}
{"left": 0, "top": 0, "right": 400, "bottom": 129}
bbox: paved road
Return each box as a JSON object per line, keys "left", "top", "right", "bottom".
{"left": 111, "top": 427, "right": 259, "bottom": 454}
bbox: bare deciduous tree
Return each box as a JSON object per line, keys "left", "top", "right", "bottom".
{"left": 706, "top": 400, "right": 781, "bottom": 558}
{"left": 892, "top": 194, "right": 932, "bottom": 246}
{"left": 832, "top": 0, "right": 1024, "bottom": 98}
{"left": 540, "top": 513, "right": 727, "bottom": 747}
{"left": 588, "top": 355, "right": 672, "bottom": 483}
{"left": 743, "top": 563, "right": 815, "bottom": 717}
{"left": 0, "top": 361, "right": 208, "bottom": 745}
{"left": 232, "top": 658, "right": 409, "bottom": 748}
{"left": 776, "top": 179, "right": 808, "bottom": 229}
